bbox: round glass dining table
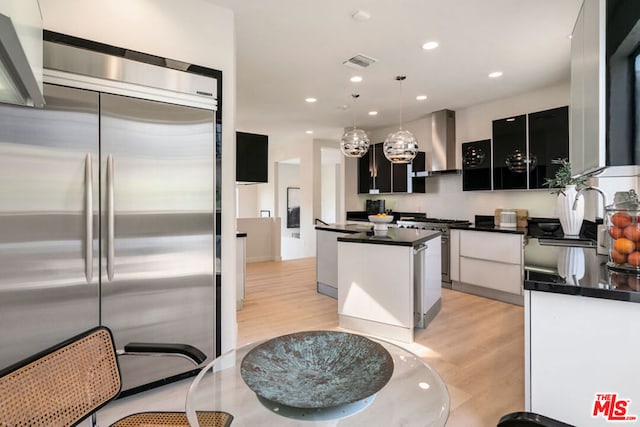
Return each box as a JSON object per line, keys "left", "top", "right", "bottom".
{"left": 185, "top": 333, "right": 450, "bottom": 426}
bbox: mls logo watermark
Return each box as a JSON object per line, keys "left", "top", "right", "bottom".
{"left": 592, "top": 393, "right": 638, "bottom": 422}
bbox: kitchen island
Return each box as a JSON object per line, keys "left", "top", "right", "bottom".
{"left": 336, "top": 228, "right": 441, "bottom": 343}
{"left": 315, "top": 223, "right": 373, "bottom": 298}
{"left": 523, "top": 237, "right": 640, "bottom": 426}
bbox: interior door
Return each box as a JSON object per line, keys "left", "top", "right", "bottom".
{"left": 100, "top": 93, "right": 215, "bottom": 391}
{"left": 0, "top": 84, "right": 99, "bottom": 367}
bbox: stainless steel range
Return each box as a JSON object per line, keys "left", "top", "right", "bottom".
{"left": 396, "top": 218, "right": 470, "bottom": 286}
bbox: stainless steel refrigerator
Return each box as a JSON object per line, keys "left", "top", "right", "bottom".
{"left": 0, "top": 43, "right": 217, "bottom": 392}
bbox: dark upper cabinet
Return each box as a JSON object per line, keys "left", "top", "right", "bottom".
{"left": 236, "top": 131, "right": 268, "bottom": 183}
{"left": 357, "top": 148, "right": 373, "bottom": 194}
{"left": 528, "top": 106, "right": 569, "bottom": 189}
{"left": 492, "top": 114, "right": 527, "bottom": 190}
{"left": 373, "top": 143, "right": 392, "bottom": 193}
{"left": 462, "top": 139, "right": 492, "bottom": 191}
{"left": 357, "top": 143, "right": 425, "bottom": 194}
{"left": 357, "top": 143, "right": 390, "bottom": 193}
{"left": 411, "top": 151, "right": 426, "bottom": 193}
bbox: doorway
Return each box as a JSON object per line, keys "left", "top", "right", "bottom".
{"left": 277, "top": 158, "right": 303, "bottom": 259}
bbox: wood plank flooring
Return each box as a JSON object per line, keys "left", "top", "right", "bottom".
{"left": 238, "top": 257, "right": 525, "bottom": 426}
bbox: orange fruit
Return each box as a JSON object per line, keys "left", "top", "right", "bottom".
{"left": 611, "top": 249, "right": 627, "bottom": 264}
{"left": 614, "top": 237, "right": 636, "bottom": 254}
{"left": 609, "top": 226, "right": 624, "bottom": 239}
{"left": 624, "top": 224, "right": 640, "bottom": 241}
{"left": 628, "top": 252, "right": 640, "bottom": 267}
{"left": 611, "top": 212, "right": 633, "bottom": 228}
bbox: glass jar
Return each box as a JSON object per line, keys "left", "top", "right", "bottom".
{"left": 606, "top": 189, "right": 640, "bottom": 272}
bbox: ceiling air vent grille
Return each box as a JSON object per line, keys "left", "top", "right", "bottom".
{"left": 342, "top": 53, "right": 377, "bottom": 69}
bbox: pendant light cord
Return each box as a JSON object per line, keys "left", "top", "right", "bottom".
{"left": 352, "top": 94, "right": 359, "bottom": 130}
{"left": 396, "top": 76, "right": 406, "bottom": 130}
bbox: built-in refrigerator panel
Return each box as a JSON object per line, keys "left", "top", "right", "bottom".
{"left": 99, "top": 93, "right": 215, "bottom": 391}
{"left": 0, "top": 84, "right": 100, "bottom": 367}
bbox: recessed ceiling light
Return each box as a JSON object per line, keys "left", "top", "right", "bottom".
{"left": 305, "top": 130, "right": 314, "bottom": 134}
{"left": 305, "top": 97, "right": 317, "bottom": 103}
{"left": 421, "top": 41, "right": 439, "bottom": 50}
{"left": 488, "top": 71, "right": 503, "bottom": 78}
{"left": 350, "top": 76, "right": 363, "bottom": 83}
{"left": 368, "top": 111, "right": 378, "bottom": 116}
{"left": 416, "top": 95, "right": 427, "bottom": 101}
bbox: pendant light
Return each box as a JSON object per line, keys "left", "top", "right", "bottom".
{"left": 340, "top": 94, "right": 370, "bottom": 158}
{"left": 383, "top": 76, "right": 418, "bottom": 163}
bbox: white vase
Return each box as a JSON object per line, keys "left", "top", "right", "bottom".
{"left": 557, "top": 184, "right": 584, "bottom": 236}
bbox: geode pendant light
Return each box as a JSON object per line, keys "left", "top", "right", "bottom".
{"left": 340, "top": 94, "right": 370, "bottom": 158}
{"left": 383, "top": 76, "right": 418, "bottom": 164}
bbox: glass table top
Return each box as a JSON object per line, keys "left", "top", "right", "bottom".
{"left": 185, "top": 332, "right": 450, "bottom": 426}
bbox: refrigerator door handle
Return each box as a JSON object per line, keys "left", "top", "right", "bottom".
{"left": 107, "top": 154, "right": 115, "bottom": 281}
{"left": 84, "top": 153, "right": 93, "bottom": 283}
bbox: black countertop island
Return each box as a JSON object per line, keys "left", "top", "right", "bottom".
{"left": 523, "top": 237, "right": 640, "bottom": 303}
{"left": 337, "top": 228, "right": 441, "bottom": 247}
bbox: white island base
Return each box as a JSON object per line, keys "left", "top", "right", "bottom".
{"left": 337, "top": 231, "right": 441, "bottom": 344}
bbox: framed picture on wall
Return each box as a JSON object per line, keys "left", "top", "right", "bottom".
{"left": 286, "top": 187, "right": 300, "bottom": 228}
{"left": 260, "top": 210, "right": 270, "bottom": 218}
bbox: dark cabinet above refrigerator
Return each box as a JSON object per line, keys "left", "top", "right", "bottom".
{"left": 236, "top": 131, "right": 268, "bottom": 183}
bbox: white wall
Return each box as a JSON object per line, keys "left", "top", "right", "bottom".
{"left": 236, "top": 185, "right": 258, "bottom": 218}
{"left": 346, "top": 82, "right": 572, "bottom": 221}
{"left": 236, "top": 218, "right": 281, "bottom": 263}
{"left": 39, "top": 0, "right": 238, "bottom": 351}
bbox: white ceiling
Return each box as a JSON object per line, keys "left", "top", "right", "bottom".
{"left": 204, "top": 0, "right": 583, "bottom": 140}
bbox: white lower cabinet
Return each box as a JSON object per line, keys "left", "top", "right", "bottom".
{"left": 451, "top": 229, "right": 524, "bottom": 304}
{"left": 526, "top": 291, "right": 640, "bottom": 426}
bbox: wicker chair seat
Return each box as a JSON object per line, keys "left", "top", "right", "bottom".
{"left": 111, "top": 411, "right": 233, "bottom": 427}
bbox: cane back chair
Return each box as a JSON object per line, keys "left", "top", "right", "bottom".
{"left": 0, "top": 326, "right": 233, "bottom": 426}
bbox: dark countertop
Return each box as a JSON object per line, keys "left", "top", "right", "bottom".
{"left": 337, "top": 228, "right": 441, "bottom": 247}
{"left": 450, "top": 224, "right": 527, "bottom": 235}
{"left": 315, "top": 223, "right": 372, "bottom": 234}
{"left": 523, "top": 237, "right": 640, "bottom": 303}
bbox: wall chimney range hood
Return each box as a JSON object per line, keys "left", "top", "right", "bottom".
{"left": 0, "top": 4, "right": 44, "bottom": 108}
{"left": 414, "top": 109, "right": 461, "bottom": 177}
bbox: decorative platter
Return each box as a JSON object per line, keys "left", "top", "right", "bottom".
{"left": 240, "top": 331, "right": 394, "bottom": 409}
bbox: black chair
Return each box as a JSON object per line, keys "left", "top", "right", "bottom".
{"left": 498, "top": 411, "right": 575, "bottom": 427}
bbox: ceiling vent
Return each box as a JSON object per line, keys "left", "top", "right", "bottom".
{"left": 342, "top": 53, "right": 377, "bottom": 69}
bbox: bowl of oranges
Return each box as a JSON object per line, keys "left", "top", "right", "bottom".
{"left": 607, "top": 190, "right": 640, "bottom": 272}
{"left": 368, "top": 213, "right": 394, "bottom": 230}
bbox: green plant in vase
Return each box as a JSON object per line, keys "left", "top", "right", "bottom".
{"left": 543, "top": 158, "right": 589, "bottom": 195}
{"left": 543, "top": 158, "right": 589, "bottom": 236}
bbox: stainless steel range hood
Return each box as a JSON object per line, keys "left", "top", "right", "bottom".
{"left": 429, "top": 109, "right": 460, "bottom": 175}
{"left": 0, "top": 9, "right": 44, "bottom": 108}
{"left": 413, "top": 109, "right": 461, "bottom": 177}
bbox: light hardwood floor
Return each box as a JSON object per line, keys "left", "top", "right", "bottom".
{"left": 98, "top": 256, "right": 524, "bottom": 426}
{"left": 238, "top": 257, "right": 525, "bottom": 426}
